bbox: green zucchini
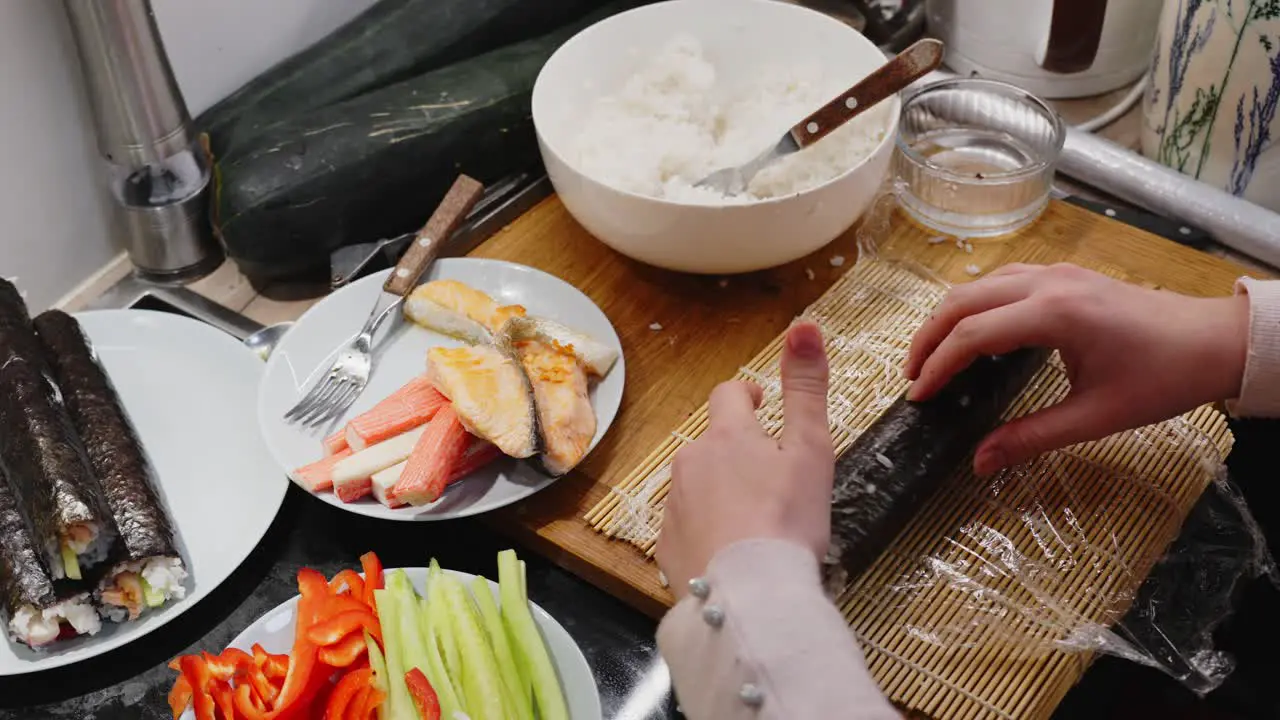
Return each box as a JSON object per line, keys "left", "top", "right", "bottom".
{"left": 214, "top": 3, "right": 640, "bottom": 281}
{"left": 197, "top": 0, "right": 609, "bottom": 158}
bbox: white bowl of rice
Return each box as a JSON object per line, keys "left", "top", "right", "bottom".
{"left": 532, "top": 0, "right": 898, "bottom": 274}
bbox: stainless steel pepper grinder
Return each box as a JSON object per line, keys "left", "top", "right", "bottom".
{"left": 62, "top": 0, "right": 223, "bottom": 283}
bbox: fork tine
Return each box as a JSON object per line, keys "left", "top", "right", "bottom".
{"left": 288, "top": 382, "right": 332, "bottom": 424}
{"left": 303, "top": 380, "right": 350, "bottom": 428}
{"left": 298, "top": 378, "right": 345, "bottom": 425}
{"left": 309, "top": 383, "right": 360, "bottom": 429}
{"left": 319, "top": 382, "right": 363, "bottom": 427}
{"left": 285, "top": 372, "right": 335, "bottom": 421}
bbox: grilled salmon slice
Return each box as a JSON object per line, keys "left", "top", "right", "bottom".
{"left": 425, "top": 344, "right": 537, "bottom": 459}
{"left": 517, "top": 341, "right": 596, "bottom": 477}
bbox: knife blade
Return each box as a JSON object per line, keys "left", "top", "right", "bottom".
{"left": 1050, "top": 186, "right": 1213, "bottom": 251}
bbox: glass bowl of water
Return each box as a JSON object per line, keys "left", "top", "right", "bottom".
{"left": 894, "top": 78, "right": 1065, "bottom": 238}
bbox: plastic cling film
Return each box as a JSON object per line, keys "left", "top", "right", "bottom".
{"left": 864, "top": 462, "right": 1273, "bottom": 696}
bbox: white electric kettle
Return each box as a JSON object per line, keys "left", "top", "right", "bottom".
{"left": 925, "top": 0, "right": 1163, "bottom": 98}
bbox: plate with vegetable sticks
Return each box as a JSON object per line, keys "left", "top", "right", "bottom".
{"left": 0, "top": 307, "right": 288, "bottom": 675}
{"left": 170, "top": 549, "right": 600, "bottom": 720}
{"left": 258, "top": 258, "right": 625, "bottom": 521}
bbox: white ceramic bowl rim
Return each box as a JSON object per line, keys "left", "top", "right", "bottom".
{"left": 531, "top": 0, "right": 902, "bottom": 210}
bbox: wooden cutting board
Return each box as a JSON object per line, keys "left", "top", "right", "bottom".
{"left": 474, "top": 195, "right": 1267, "bottom": 618}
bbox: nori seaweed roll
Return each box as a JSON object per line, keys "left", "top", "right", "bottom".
{"left": 0, "top": 280, "right": 116, "bottom": 581}
{"left": 33, "top": 310, "right": 188, "bottom": 621}
{"left": 0, "top": 460, "right": 99, "bottom": 647}
{"left": 826, "top": 349, "right": 1050, "bottom": 584}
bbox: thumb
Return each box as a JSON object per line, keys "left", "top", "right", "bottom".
{"left": 780, "top": 321, "right": 831, "bottom": 453}
{"left": 973, "top": 394, "right": 1112, "bottom": 475}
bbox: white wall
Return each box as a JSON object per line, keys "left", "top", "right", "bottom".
{"left": 0, "top": 1, "right": 116, "bottom": 312}
{"left": 0, "top": 0, "right": 376, "bottom": 311}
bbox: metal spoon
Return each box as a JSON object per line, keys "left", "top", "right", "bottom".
{"left": 243, "top": 322, "right": 293, "bottom": 361}
{"left": 695, "top": 38, "right": 945, "bottom": 196}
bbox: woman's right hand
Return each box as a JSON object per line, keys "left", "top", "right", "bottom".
{"left": 903, "top": 263, "right": 1249, "bottom": 476}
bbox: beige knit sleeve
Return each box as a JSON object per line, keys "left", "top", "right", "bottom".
{"left": 1228, "top": 277, "right": 1280, "bottom": 418}
{"left": 656, "top": 539, "right": 901, "bottom": 720}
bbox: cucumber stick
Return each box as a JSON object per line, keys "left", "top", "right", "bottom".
{"left": 499, "top": 550, "right": 569, "bottom": 720}
{"left": 428, "top": 561, "right": 462, "bottom": 679}
{"left": 472, "top": 577, "right": 533, "bottom": 720}
{"left": 417, "top": 568, "right": 463, "bottom": 719}
{"left": 440, "top": 573, "right": 510, "bottom": 720}
{"left": 373, "top": 585, "right": 415, "bottom": 720}
{"left": 365, "top": 631, "right": 389, "bottom": 720}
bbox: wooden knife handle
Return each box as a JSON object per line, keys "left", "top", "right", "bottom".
{"left": 383, "top": 175, "right": 485, "bottom": 297}
{"left": 790, "top": 38, "right": 944, "bottom": 149}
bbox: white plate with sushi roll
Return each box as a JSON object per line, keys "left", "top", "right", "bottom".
{"left": 0, "top": 310, "right": 289, "bottom": 674}
{"left": 257, "top": 258, "right": 625, "bottom": 521}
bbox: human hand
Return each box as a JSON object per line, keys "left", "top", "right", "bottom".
{"left": 656, "top": 322, "right": 835, "bottom": 600}
{"left": 903, "top": 263, "right": 1248, "bottom": 476}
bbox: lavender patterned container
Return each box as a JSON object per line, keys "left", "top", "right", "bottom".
{"left": 1143, "top": 0, "right": 1280, "bottom": 211}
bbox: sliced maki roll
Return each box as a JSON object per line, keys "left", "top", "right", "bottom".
{"left": 33, "top": 310, "right": 188, "bottom": 621}
{"left": 0, "top": 459, "right": 99, "bottom": 648}
{"left": 0, "top": 281, "right": 116, "bottom": 581}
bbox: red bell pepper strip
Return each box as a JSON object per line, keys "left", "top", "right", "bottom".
{"left": 298, "top": 567, "right": 330, "bottom": 601}
{"left": 168, "top": 656, "right": 183, "bottom": 672}
{"left": 359, "top": 553, "right": 383, "bottom": 609}
{"left": 179, "top": 655, "right": 218, "bottom": 720}
{"left": 168, "top": 675, "right": 193, "bottom": 719}
{"left": 329, "top": 569, "right": 366, "bottom": 599}
{"left": 349, "top": 687, "right": 385, "bottom": 720}
{"left": 317, "top": 631, "right": 369, "bottom": 668}
{"left": 319, "top": 594, "right": 373, "bottom": 619}
{"left": 210, "top": 680, "right": 237, "bottom": 720}
{"left": 244, "top": 663, "right": 279, "bottom": 706}
{"left": 202, "top": 648, "right": 253, "bottom": 682}
{"left": 345, "top": 688, "right": 372, "bottom": 720}
{"left": 264, "top": 657, "right": 288, "bottom": 681}
{"left": 252, "top": 643, "right": 289, "bottom": 680}
{"left": 405, "top": 668, "right": 441, "bottom": 720}
{"left": 324, "top": 667, "right": 373, "bottom": 720}
{"left": 306, "top": 609, "right": 382, "bottom": 648}
{"left": 234, "top": 684, "right": 268, "bottom": 720}
{"left": 253, "top": 568, "right": 327, "bottom": 720}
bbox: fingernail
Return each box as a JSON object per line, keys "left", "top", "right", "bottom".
{"left": 787, "top": 324, "right": 824, "bottom": 358}
{"left": 974, "top": 446, "right": 1006, "bottom": 477}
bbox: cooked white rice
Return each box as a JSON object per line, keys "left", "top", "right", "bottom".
{"left": 10, "top": 595, "right": 101, "bottom": 647}
{"left": 572, "top": 35, "right": 891, "bottom": 204}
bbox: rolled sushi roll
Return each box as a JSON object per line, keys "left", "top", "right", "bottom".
{"left": 34, "top": 310, "right": 188, "bottom": 621}
{"left": 0, "top": 461, "right": 100, "bottom": 648}
{"left": 0, "top": 281, "right": 116, "bottom": 581}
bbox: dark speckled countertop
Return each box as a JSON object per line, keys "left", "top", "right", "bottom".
{"left": 1, "top": 419, "right": 1278, "bottom": 719}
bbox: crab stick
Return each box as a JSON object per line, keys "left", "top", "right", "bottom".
{"left": 322, "top": 430, "right": 349, "bottom": 457}
{"left": 345, "top": 376, "right": 447, "bottom": 452}
{"left": 387, "top": 407, "right": 471, "bottom": 507}
{"left": 372, "top": 439, "right": 501, "bottom": 509}
{"left": 331, "top": 427, "right": 426, "bottom": 503}
{"left": 292, "top": 448, "right": 353, "bottom": 492}
{"left": 370, "top": 462, "right": 409, "bottom": 509}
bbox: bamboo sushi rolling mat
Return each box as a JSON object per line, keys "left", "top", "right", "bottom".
{"left": 585, "top": 199, "right": 1236, "bottom": 720}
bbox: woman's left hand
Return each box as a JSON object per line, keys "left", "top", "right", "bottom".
{"left": 656, "top": 322, "right": 836, "bottom": 600}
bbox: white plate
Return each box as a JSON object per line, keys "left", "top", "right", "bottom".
{"left": 258, "top": 258, "right": 625, "bottom": 521}
{"left": 183, "top": 567, "right": 602, "bottom": 719}
{"left": 0, "top": 310, "right": 289, "bottom": 675}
